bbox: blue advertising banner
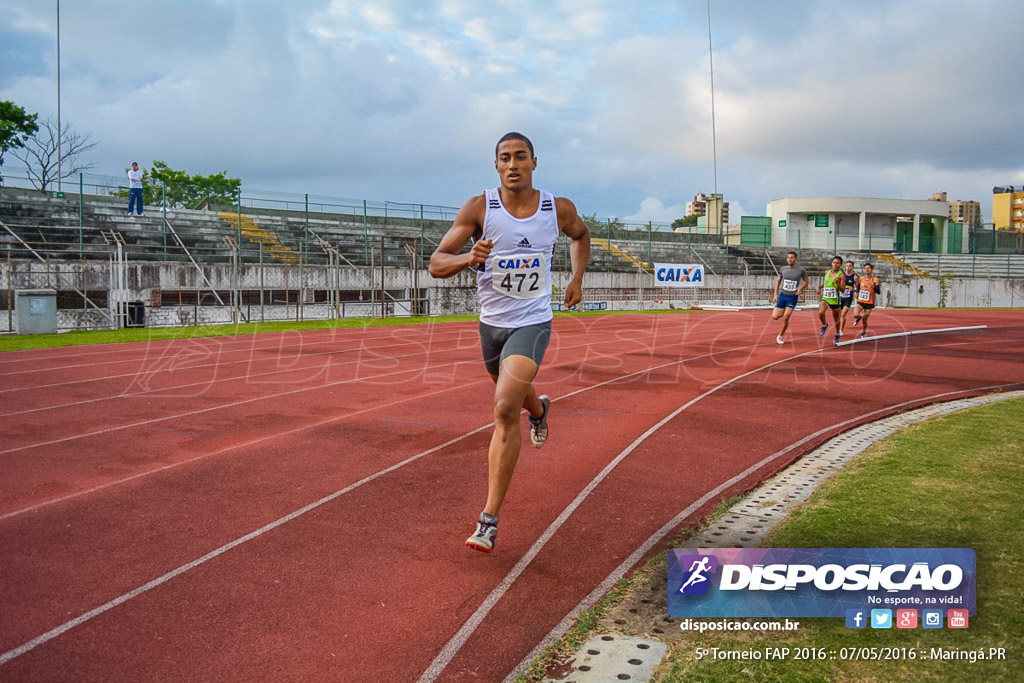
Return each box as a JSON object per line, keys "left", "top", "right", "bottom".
{"left": 667, "top": 548, "right": 975, "bottom": 618}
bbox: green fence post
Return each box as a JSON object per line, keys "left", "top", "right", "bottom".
{"left": 78, "top": 172, "right": 84, "bottom": 258}
{"left": 419, "top": 204, "right": 424, "bottom": 268}
{"left": 972, "top": 231, "right": 976, "bottom": 278}
{"left": 304, "top": 193, "right": 309, "bottom": 263}
{"left": 236, "top": 187, "right": 242, "bottom": 247}
{"left": 363, "top": 199, "right": 369, "bottom": 263}
{"left": 868, "top": 233, "right": 872, "bottom": 252}
{"left": 647, "top": 221, "right": 652, "bottom": 268}
{"left": 161, "top": 181, "right": 167, "bottom": 260}
{"left": 607, "top": 218, "right": 611, "bottom": 243}
{"left": 797, "top": 230, "right": 801, "bottom": 260}
{"left": 1009, "top": 250, "right": 1013, "bottom": 278}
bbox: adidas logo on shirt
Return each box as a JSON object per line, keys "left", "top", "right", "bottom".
{"left": 517, "top": 237, "right": 532, "bottom": 248}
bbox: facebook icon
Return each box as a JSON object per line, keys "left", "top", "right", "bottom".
{"left": 845, "top": 609, "right": 867, "bottom": 629}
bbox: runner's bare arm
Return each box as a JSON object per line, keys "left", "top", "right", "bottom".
{"left": 429, "top": 195, "right": 491, "bottom": 279}
{"left": 797, "top": 275, "right": 809, "bottom": 295}
{"left": 556, "top": 197, "right": 590, "bottom": 308}
{"left": 772, "top": 276, "right": 782, "bottom": 299}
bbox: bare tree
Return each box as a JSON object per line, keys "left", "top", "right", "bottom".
{"left": 13, "top": 119, "right": 97, "bottom": 191}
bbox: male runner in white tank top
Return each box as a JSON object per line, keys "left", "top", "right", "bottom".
{"left": 429, "top": 132, "right": 591, "bottom": 553}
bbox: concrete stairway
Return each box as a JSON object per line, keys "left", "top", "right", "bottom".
{"left": 218, "top": 212, "right": 300, "bottom": 264}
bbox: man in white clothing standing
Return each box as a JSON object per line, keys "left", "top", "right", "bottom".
{"left": 429, "top": 132, "right": 590, "bottom": 553}
{"left": 127, "top": 162, "right": 144, "bottom": 216}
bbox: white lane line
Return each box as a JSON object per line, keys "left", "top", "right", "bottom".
{"left": 0, "top": 325, "right": 479, "bottom": 382}
{"left": 0, "top": 329, "right": 755, "bottom": 521}
{"left": 500, "top": 382, "right": 1016, "bottom": 682}
{"left": 0, "top": 335, "right": 751, "bottom": 665}
{"left": 0, "top": 320, "right": 485, "bottom": 366}
{"left": 0, "top": 316, "right": 713, "bottom": 453}
{"left": 0, "top": 315, "right": 703, "bottom": 417}
{"left": 0, "top": 359, "right": 476, "bottom": 456}
{"left": 0, "top": 312, "right": 697, "bottom": 391}
{"left": 833, "top": 325, "right": 987, "bottom": 347}
{"left": 0, "top": 314, "right": 659, "bottom": 371}
{"left": 416, "top": 346, "right": 828, "bottom": 682}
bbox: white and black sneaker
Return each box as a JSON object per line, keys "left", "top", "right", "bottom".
{"left": 529, "top": 395, "right": 550, "bottom": 449}
{"left": 465, "top": 512, "right": 499, "bottom": 553}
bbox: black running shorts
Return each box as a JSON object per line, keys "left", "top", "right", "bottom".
{"left": 479, "top": 320, "right": 552, "bottom": 376}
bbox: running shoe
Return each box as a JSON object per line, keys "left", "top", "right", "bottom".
{"left": 860, "top": 332, "right": 867, "bottom": 339}
{"left": 465, "top": 512, "right": 498, "bottom": 553}
{"left": 776, "top": 335, "right": 785, "bottom": 345}
{"left": 834, "top": 334, "right": 841, "bottom": 345}
{"left": 854, "top": 317, "right": 861, "bottom": 326}
{"left": 529, "top": 395, "right": 551, "bottom": 449}
{"left": 818, "top": 324, "right": 828, "bottom": 336}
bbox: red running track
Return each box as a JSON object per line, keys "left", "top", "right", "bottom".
{"left": 1, "top": 309, "right": 1022, "bottom": 681}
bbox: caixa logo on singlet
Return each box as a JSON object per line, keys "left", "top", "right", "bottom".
{"left": 667, "top": 548, "right": 976, "bottom": 618}
{"left": 496, "top": 257, "right": 541, "bottom": 269}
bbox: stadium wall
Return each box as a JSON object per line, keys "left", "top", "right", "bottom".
{"left": 1, "top": 259, "right": 1021, "bottom": 333}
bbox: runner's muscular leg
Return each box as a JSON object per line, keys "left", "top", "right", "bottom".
{"left": 484, "top": 354, "right": 541, "bottom": 517}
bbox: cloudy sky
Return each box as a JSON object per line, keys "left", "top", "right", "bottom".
{"left": 2, "top": 0, "right": 1022, "bottom": 224}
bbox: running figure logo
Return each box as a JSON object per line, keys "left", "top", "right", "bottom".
{"left": 677, "top": 554, "right": 718, "bottom": 596}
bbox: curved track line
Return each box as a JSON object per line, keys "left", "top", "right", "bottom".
{"left": 501, "top": 382, "right": 1017, "bottom": 682}
{"left": 0, "top": 315, "right": 702, "bottom": 417}
{"left": 416, "top": 346, "right": 827, "bottom": 682}
{"left": 0, "top": 336, "right": 788, "bottom": 664}
{"left": 0, "top": 326, "right": 478, "bottom": 388}
{"left": 0, "top": 316, "right": 721, "bottom": 454}
{"left": 0, "top": 329, "right": 767, "bottom": 521}
{"left": 0, "top": 314, "right": 692, "bottom": 392}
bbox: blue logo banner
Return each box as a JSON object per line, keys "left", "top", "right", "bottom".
{"left": 667, "top": 548, "right": 975, "bottom": 618}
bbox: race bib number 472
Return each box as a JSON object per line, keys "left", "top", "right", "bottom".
{"left": 492, "top": 253, "right": 546, "bottom": 299}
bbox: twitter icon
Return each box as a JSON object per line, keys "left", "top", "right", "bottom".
{"left": 870, "top": 609, "right": 892, "bottom": 629}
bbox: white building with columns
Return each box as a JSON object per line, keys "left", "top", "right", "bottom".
{"left": 766, "top": 197, "right": 964, "bottom": 253}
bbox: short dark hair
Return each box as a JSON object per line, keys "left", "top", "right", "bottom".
{"left": 864, "top": 263, "right": 873, "bottom": 269}
{"left": 846, "top": 260, "right": 854, "bottom": 266}
{"left": 495, "top": 132, "right": 534, "bottom": 158}
{"left": 787, "top": 251, "right": 797, "bottom": 258}
{"left": 832, "top": 255, "right": 842, "bottom": 263}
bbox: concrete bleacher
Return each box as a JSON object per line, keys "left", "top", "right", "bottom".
{"left": 8, "top": 188, "right": 1000, "bottom": 280}
{"left": 897, "top": 253, "right": 1024, "bottom": 279}
{"left": 1, "top": 187, "right": 236, "bottom": 261}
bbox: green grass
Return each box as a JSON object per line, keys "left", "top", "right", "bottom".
{"left": 658, "top": 397, "right": 1024, "bottom": 682}
{"left": 0, "top": 308, "right": 702, "bottom": 353}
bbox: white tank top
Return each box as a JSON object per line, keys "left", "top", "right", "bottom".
{"left": 476, "top": 187, "right": 559, "bottom": 328}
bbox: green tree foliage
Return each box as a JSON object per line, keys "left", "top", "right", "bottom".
{"left": 581, "top": 212, "right": 624, "bottom": 235}
{"left": 0, "top": 100, "right": 40, "bottom": 182}
{"left": 114, "top": 161, "right": 241, "bottom": 209}
{"left": 671, "top": 214, "right": 699, "bottom": 229}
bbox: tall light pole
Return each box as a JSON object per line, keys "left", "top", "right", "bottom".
{"left": 56, "top": 0, "right": 62, "bottom": 191}
{"left": 706, "top": 0, "right": 718, "bottom": 196}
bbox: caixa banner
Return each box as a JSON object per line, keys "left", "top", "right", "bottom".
{"left": 654, "top": 263, "right": 704, "bottom": 287}
{"left": 667, "top": 548, "right": 975, "bottom": 618}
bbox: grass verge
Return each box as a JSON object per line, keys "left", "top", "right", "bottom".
{"left": 658, "top": 396, "right": 1024, "bottom": 681}
{"left": 516, "top": 397, "right": 1023, "bottom": 682}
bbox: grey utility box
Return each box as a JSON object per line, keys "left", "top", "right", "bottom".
{"left": 15, "top": 289, "right": 58, "bottom": 335}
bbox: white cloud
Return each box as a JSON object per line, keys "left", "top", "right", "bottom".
{"left": 1, "top": 0, "right": 1020, "bottom": 224}
{"left": 623, "top": 198, "right": 687, "bottom": 224}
